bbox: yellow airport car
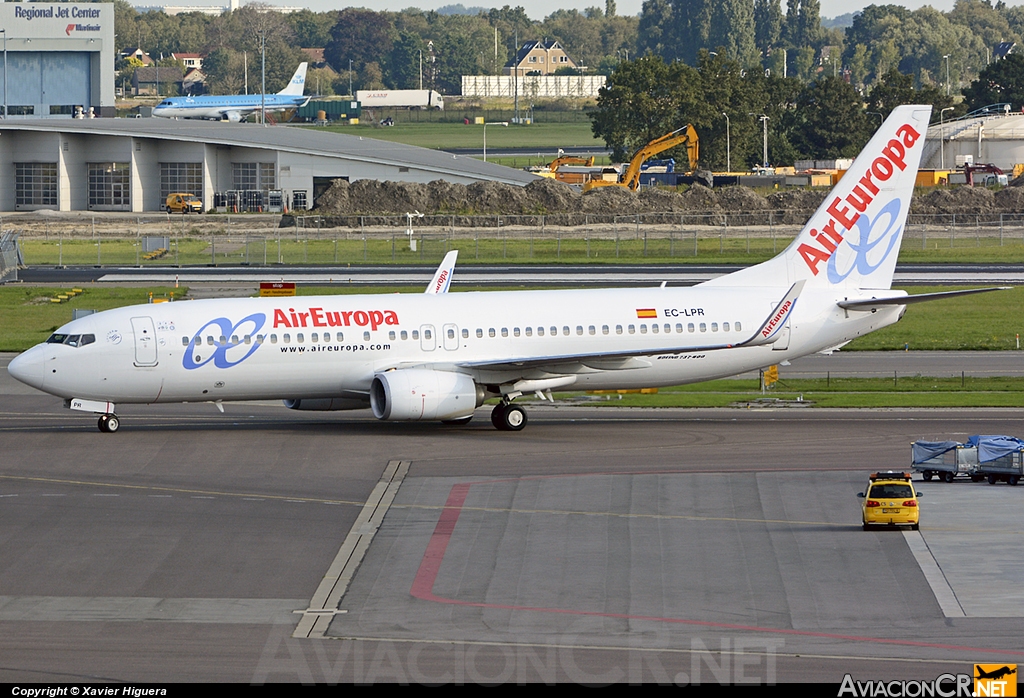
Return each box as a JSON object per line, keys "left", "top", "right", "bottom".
{"left": 858, "top": 472, "right": 920, "bottom": 531}
{"left": 164, "top": 192, "right": 202, "bottom": 214}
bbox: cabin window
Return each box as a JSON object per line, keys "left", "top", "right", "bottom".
{"left": 256, "top": 335, "right": 265, "bottom": 344}
{"left": 711, "top": 323, "right": 718, "bottom": 332}
{"left": 562, "top": 326, "right": 570, "bottom": 336}
{"left": 688, "top": 323, "right": 695, "bottom": 333}
{"left": 401, "top": 330, "right": 408, "bottom": 340}
{"left": 476, "top": 328, "right": 483, "bottom": 338}
{"left": 576, "top": 326, "right": 583, "bottom": 336}
{"left": 311, "top": 333, "right": 318, "bottom": 342}
{"left": 723, "top": 322, "right": 730, "bottom": 332}
{"left": 589, "top": 325, "right": 596, "bottom": 335}
{"left": 218, "top": 335, "right": 227, "bottom": 346}
{"left": 182, "top": 337, "right": 189, "bottom": 347}
{"left": 526, "top": 327, "right": 533, "bottom": 337}
{"left": 462, "top": 329, "right": 469, "bottom": 338}
{"left": 488, "top": 328, "right": 496, "bottom": 338}
{"left": 514, "top": 327, "right": 521, "bottom": 337}
{"left": 735, "top": 322, "right": 742, "bottom": 332}
{"left": 699, "top": 323, "right": 706, "bottom": 332}
{"left": 550, "top": 326, "right": 557, "bottom": 336}
{"left": 501, "top": 328, "right": 508, "bottom": 337}
{"left": 283, "top": 334, "right": 291, "bottom": 343}
{"left": 676, "top": 324, "right": 683, "bottom": 333}
{"left": 363, "top": 331, "right": 370, "bottom": 341}
{"left": 640, "top": 324, "right": 647, "bottom": 334}
{"left": 602, "top": 325, "right": 609, "bottom": 335}
{"left": 664, "top": 324, "right": 671, "bottom": 333}
{"left": 323, "top": 333, "right": 331, "bottom": 342}
{"left": 389, "top": 331, "right": 396, "bottom": 340}
{"left": 270, "top": 334, "right": 278, "bottom": 344}
{"left": 615, "top": 325, "right": 622, "bottom": 335}
{"left": 537, "top": 327, "right": 545, "bottom": 336}
{"left": 412, "top": 330, "right": 420, "bottom": 340}
{"left": 628, "top": 325, "right": 635, "bottom": 334}
{"left": 651, "top": 324, "right": 659, "bottom": 334}
{"left": 244, "top": 335, "right": 251, "bottom": 344}
{"left": 424, "top": 329, "right": 432, "bottom": 340}
{"left": 296, "top": 333, "right": 304, "bottom": 343}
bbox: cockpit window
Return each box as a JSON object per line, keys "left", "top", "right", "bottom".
{"left": 45, "top": 333, "right": 94, "bottom": 347}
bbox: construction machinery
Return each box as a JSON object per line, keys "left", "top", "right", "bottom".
{"left": 583, "top": 125, "right": 699, "bottom": 192}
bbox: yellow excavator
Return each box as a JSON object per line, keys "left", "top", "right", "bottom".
{"left": 583, "top": 125, "right": 699, "bottom": 192}
{"left": 539, "top": 155, "right": 597, "bottom": 184}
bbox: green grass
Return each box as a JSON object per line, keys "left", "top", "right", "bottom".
{"left": 312, "top": 121, "right": 603, "bottom": 151}
{"left": 0, "top": 286, "right": 184, "bottom": 351}
{"left": 21, "top": 235, "right": 1024, "bottom": 267}
{"left": 556, "top": 376, "right": 1024, "bottom": 408}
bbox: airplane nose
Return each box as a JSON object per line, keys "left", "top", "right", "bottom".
{"left": 7, "top": 347, "right": 45, "bottom": 391}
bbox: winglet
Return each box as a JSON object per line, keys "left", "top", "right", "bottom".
{"left": 425, "top": 250, "right": 458, "bottom": 294}
{"left": 741, "top": 280, "right": 805, "bottom": 347}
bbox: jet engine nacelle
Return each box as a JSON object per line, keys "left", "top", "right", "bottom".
{"left": 223, "top": 111, "right": 243, "bottom": 123}
{"left": 370, "top": 369, "right": 483, "bottom": 421}
{"left": 283, "top": 397, "right": 367, "bottom": 411}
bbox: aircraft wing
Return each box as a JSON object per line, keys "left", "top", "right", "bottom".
{"left": 453, "top": 281, "right": 805, "bottom": 374}
{"left": 837, "top": 287, "right": 1008, "bottom": 311}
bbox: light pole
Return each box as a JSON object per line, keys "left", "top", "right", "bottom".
{"left": 943, "top": 54, "right": 951, "bottom": 96}
{"left": 721, "top": 111, "right": 730, "bottom": 172}
{"left": 418, "top": 49, "right": 423, "bottom": 90}
{"left": 749, "top": 113, "right": 769, "bottom": 168}
{"left": 260, "top": 31, "right": 266, "bottom": 125}
{"left": 940, "top": 106, "right": 955, "bottom": 170}
{"left": 483, "top": 121, "right": 508, "bottom": 162}
{"left": 1, "top": 29, "right": 7, "bottom": 119}
{"left": 348, "top": 59, "right": 353, "bottom": 98}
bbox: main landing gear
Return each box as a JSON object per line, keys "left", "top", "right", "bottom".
{"left": 491, "top": 401, "right": 527, "bottom": 431}
{"left": 97, "top": 413, "right": 120, "bottom": 433}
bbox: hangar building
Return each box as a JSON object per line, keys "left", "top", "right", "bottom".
{"left": 0, "top": 3, "right": 116, "bottom": 118}
{"left": 0, "top": 119, "right": 539, "bottom": 213}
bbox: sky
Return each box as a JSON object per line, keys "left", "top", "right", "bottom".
{"left": 147, "top": 0, "right": 1019, "bottom": 22}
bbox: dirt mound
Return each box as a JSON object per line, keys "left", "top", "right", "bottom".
{"left": 714, "top": 186, "right": 768, "bottom": 212}
{"left": 637, "top": 187, "right": 685, "bottom": 212}
{"left": 994, "top": 187, "right": 1024, "bottom": 212}
{"left": 465, "top": 180, "right": 528, "bottom": 213}
{"left": 764, "top": 190, "right": 826, "bottom": 223}
{"left": 914, "top": 187, "right": 995, "bottom": 214}
{"left": 581, "top": 185, "right": 644, "bottom": 214}
{"left": 314, "top": 178, "right": 350, "bottom": 213}
{"left": 425, "top": 180, "right": 471, "bottom": 213}
{"left": 523, "top": 178, "right": 582, "bottom": 212}
{"left": 346, "top": 180, "right": 430, "bottom": 214}
{"left": 676, "top": 185, "right": 720, "bottom": 212}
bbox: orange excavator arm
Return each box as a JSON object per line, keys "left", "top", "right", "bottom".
{"left": 549, "top": 155, "right": 595, "bottom": 171}
{"left": 619, "top": 125, "right": 699, "bottom": 190}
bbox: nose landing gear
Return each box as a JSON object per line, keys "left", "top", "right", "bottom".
{"left": 98, "top": 413, "right": 120, "bottom": 433}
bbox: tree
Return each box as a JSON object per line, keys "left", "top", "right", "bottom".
{"left": 788, "top": 76, "right": 873, "bottom": 158}
{"left": 868, "top": 67, "right": 962, "bottom": 120}
{"left": 754, "top": 0, "right": 783, "bottom": 57}
{"left": 637, "top": 0, "right": 677, "bottom": 61}
{"left": 325, "top": 8, "right": 396, "bottom": 79}
{"left": 963, "top": 53, "right": 1024, "bottom": 110}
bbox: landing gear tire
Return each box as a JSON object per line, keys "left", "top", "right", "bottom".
{"left": 98, "top": 413, "right": 120, "bottom": 433}
{"left": 491, "top": 403, "right": 527, "bottom": 431}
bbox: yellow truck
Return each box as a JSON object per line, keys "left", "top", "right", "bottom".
{"left": 164, "top": 193, "right": 202, "bottom": 214}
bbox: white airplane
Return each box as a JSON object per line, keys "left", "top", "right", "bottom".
{"left": 152, "top": 63, "right": 309, "bottom": 122}
{"left": 7, "top": 105, "right": 999, "bottom": 432}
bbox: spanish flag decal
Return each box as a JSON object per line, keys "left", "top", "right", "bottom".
{"left": 636, "top": 308, "right": 658, "bottom": 319}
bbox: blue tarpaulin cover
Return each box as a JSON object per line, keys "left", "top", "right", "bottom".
{"left": 966, "top": 435, "right": 1024, "bottom": 463}
{"left": 912, "top": 441, "right": 961, "bottom": 464}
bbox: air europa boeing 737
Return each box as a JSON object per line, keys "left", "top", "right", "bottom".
{"left": 6, "top": 106, "right": 1000, "bottom": 432}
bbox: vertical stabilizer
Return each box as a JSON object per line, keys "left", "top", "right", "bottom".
{"left": 278, "top": 63, "right": 308, "bottom": 96}
{"left": 703, "top": 105, "right": 932, "bottom": 290}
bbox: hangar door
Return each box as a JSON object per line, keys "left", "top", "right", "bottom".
{"left": 0, "top": 52, "right": 91, "bottom": 115}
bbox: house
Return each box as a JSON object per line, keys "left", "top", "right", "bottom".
{"left": 503, "top": 40, "right": 578, "bottom": 77}
{"left": 171, "top": 52, "right": 203, "bottom": 70}
{"left": 120, "top": 47, "right": 154, "bottom": 65}
{"left": 182, "top": 68, "right": 206, "bottom": 95}
{"left": 132, "top": 66, "right": 184, "bottom": 96}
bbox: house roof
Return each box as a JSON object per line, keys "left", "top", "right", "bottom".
{"left": 505, "top": 40, "right": 571, "bottom": 68}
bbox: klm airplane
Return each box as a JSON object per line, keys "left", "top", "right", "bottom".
{"left": 153, "top": 63, "right": 309, "bottom": 122}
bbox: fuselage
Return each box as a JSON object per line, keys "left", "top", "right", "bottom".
{"left": 8, "top": 285, "right": 901, "bottom": 406}
{"left": 152, "top": 94, "right": 309, "bottom": 120}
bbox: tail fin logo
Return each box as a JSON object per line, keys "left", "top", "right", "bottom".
{"left": 797, "top": 123, "right": 921, "bottom": 276}
{"left": 827, "top": 199, "right": 903, "bottom": 283}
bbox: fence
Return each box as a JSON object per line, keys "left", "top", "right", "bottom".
{"left": 0, "top": 231, "right": 21, "bottom": 282}
{"left": 11, "top": 212, "right": 1024, "bottom": 267}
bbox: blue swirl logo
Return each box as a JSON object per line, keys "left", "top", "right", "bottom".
{"left": 827, "top": 199, "right": 903, "bottom": 284}
{"left": 182, "top": 313, "right": 266, "bottom": 370}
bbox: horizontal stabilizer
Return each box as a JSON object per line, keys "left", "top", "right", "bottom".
{"left": 838, "top": 287, "right": 1009, "bottom": 310}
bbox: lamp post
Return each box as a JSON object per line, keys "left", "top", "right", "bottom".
{"left": 1, "top": 29, "right": 7, "bottom": 119}
{"left": 749, "top": 113, "right": 769, "bottom": 168}
{"left": 418, "top": 49, "right": 423, "bottom": 90}
{"left": 721, "top": 111, "right": 730, "bottom": 172}
{"left": 943, "top": 54, "right": 951, "bottom": 96}
{"left": 260, "top": 31, "right": 266, "bottom": 126}
{"left": 483, "top": 121, "right": 508, "bottom": 162}
{"left": 940, "top": 106, "right": 955, "bottom": 170}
